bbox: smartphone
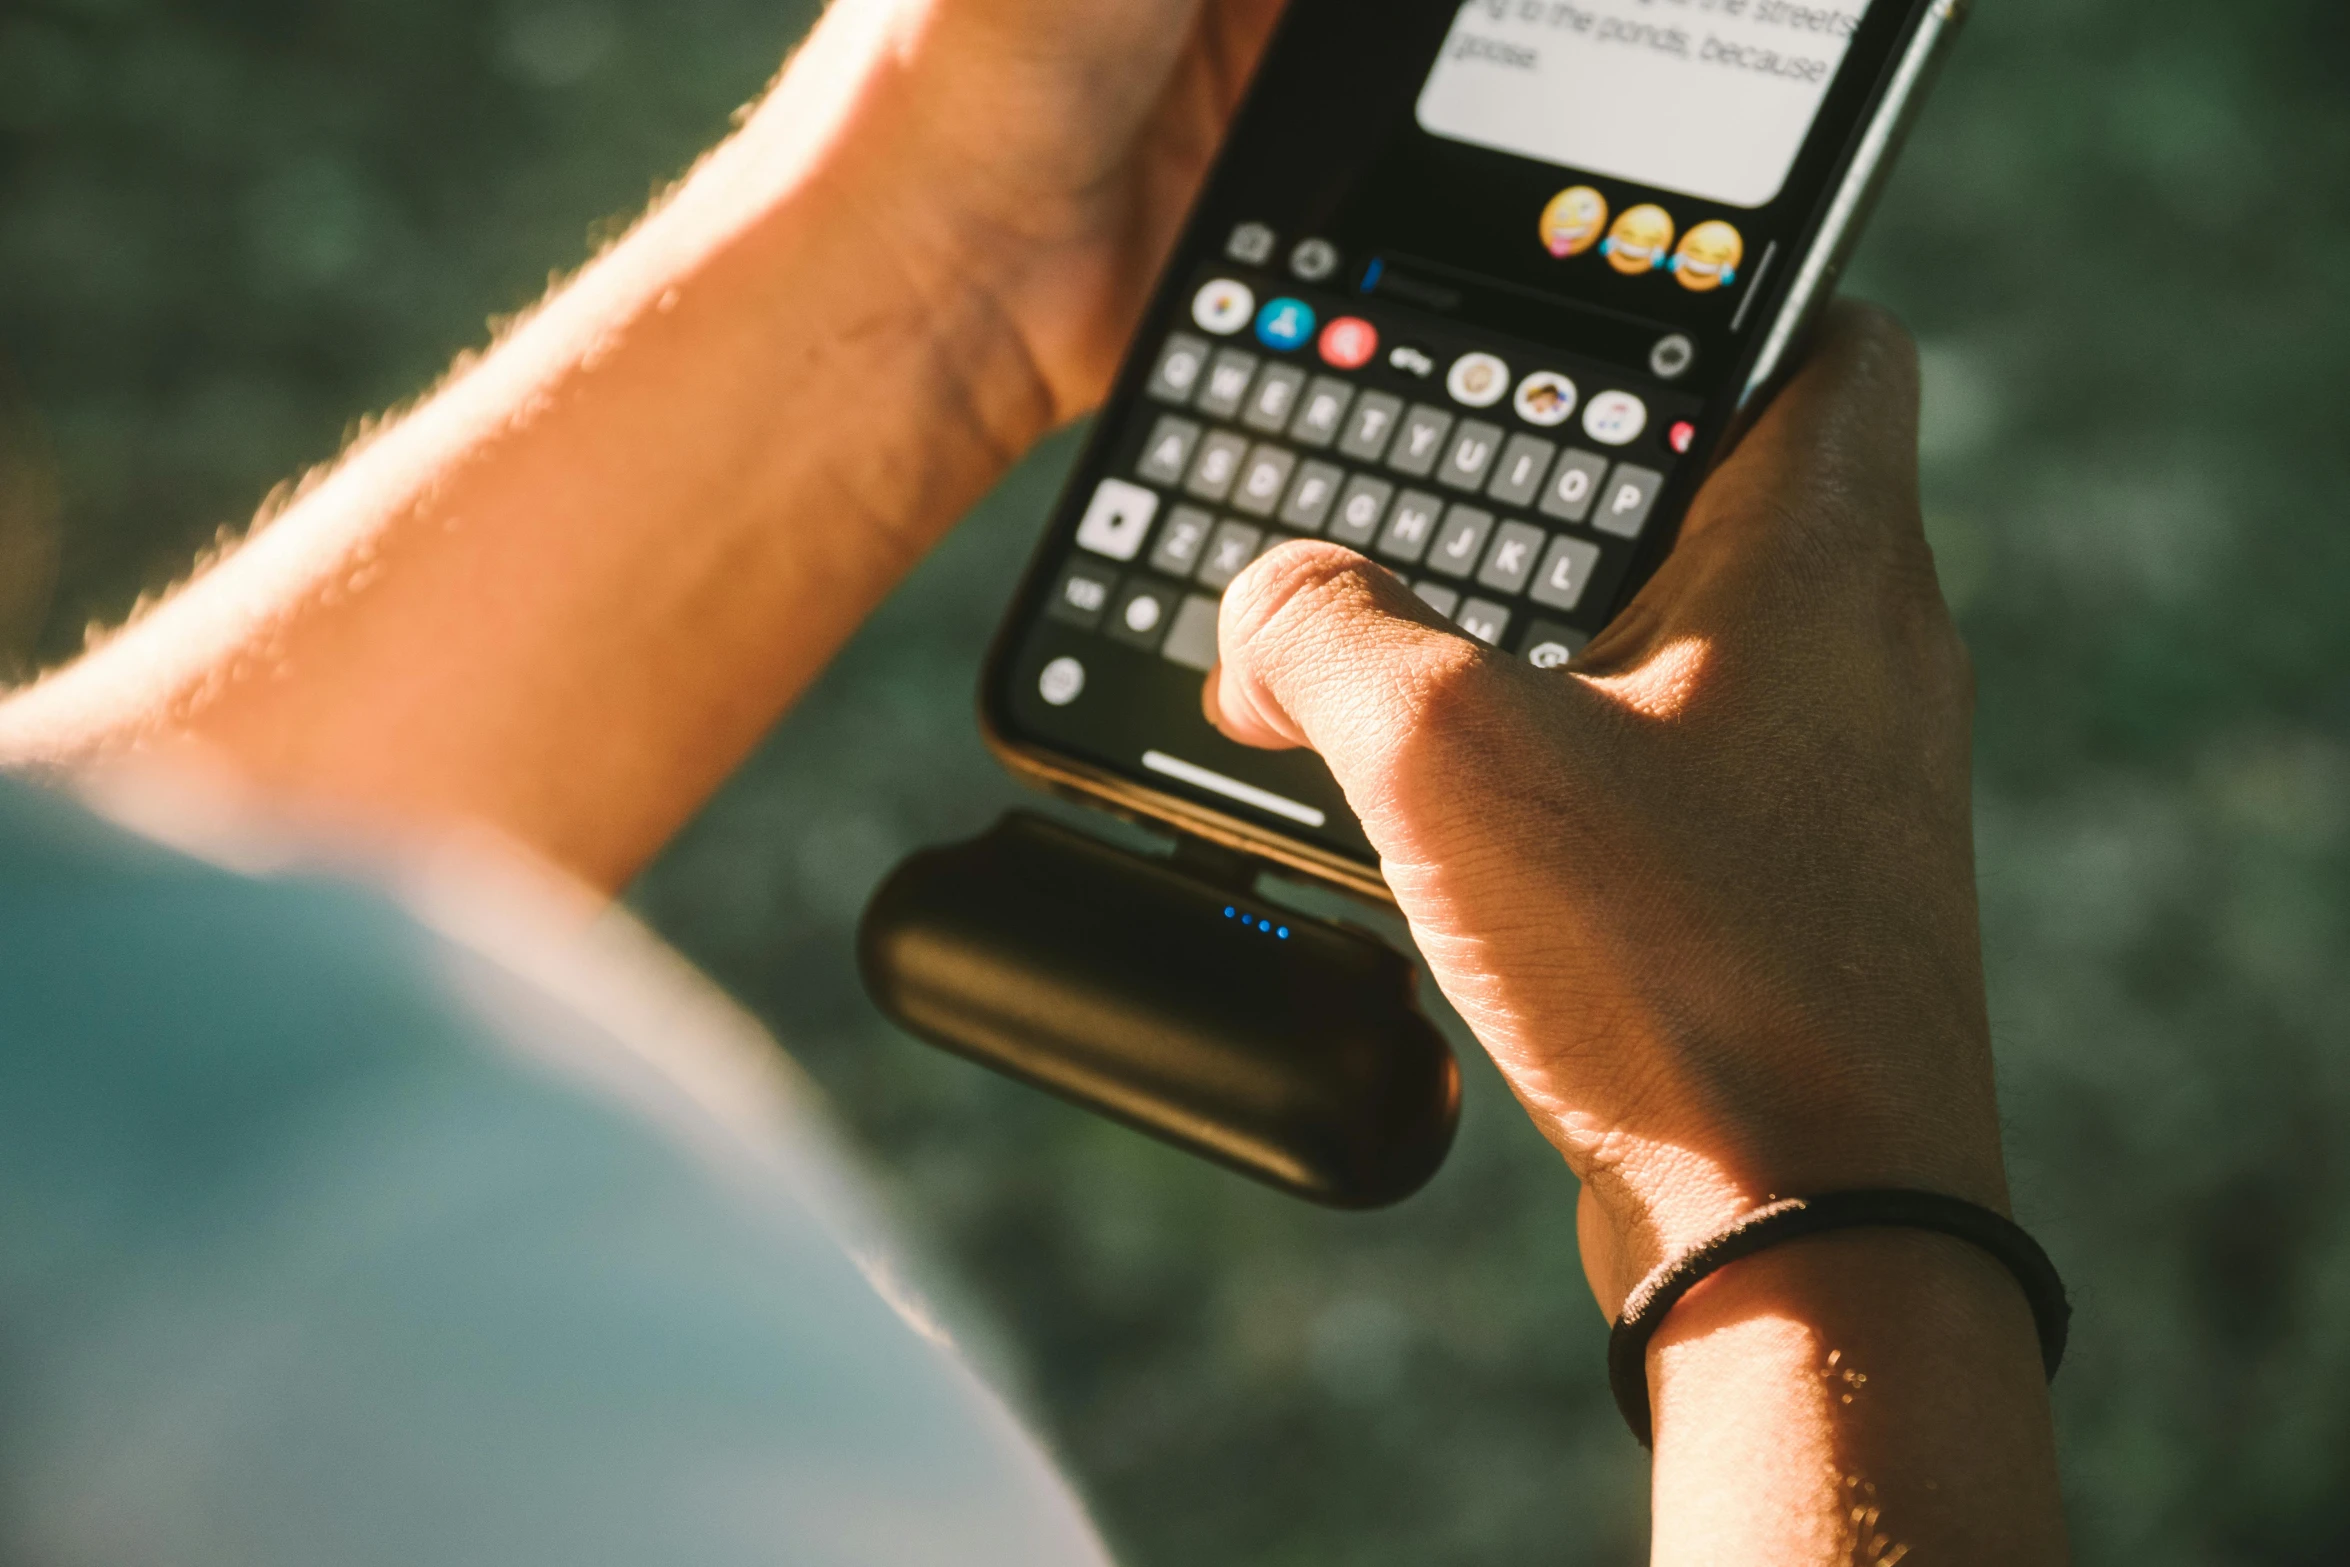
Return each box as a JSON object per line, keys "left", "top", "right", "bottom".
{"left": 982, "top": 0, "right": 1967, "bottom": 901}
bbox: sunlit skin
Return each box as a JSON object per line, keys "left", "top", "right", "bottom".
{"left": 1541, "top": 185, "right": 1611, "bottom": 257}
{"left": 1604, "top": 203, "right": 1678, "bottom": 274}
{"left": 1673, "top": 220, "right": 1746, "bottom": 293}
{"left": 0, "top": 0, "right": 2066, "bottom": 1559}
{"left": 1207, "top": 307, "right": 2067, "bottom": 1562}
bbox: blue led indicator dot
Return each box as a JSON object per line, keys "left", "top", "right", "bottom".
{"left": 1254, "top": 297, "right": 1317, "bottom": 352}
{"left": 1222, "top": 907, "right": 1294, "bottom": 940}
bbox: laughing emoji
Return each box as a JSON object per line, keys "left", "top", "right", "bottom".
{"left": 1671, "top": 221, "right": 1745, "bottom": 292}
{"left": 1601, "top": 205, "right": 1676, "bottom": 276}
{"left": 1539, "top": 186, "right": 1610, "bottom": 258}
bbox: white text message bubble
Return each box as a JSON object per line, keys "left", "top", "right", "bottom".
{"left": 1415, "top": 0, "right": 1876, "bottom": 208}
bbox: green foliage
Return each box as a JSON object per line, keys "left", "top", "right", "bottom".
{"left": 4, "top": 0, "right": 2348, "bottom": 1559}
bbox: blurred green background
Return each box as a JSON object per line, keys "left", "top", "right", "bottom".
{"left": 4, "top": 0, "right": 2347, "bottom": 1559}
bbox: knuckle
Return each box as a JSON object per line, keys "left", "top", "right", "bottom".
{"left": 1385, "top": 633, "right": 1517, "bottom": 759}
{"left": 1222, "top": 541, "right": 1390, "bottom": 651}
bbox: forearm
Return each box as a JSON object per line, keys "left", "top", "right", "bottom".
{"left": 0, "top": 4, "right": 1054, "bottom": 888}
{"left": 1647, "top": 1230, "right": 2068, "bottom": 1564}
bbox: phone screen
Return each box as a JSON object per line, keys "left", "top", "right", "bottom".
{"left": 984, "top": 0, "right": 1938, "bottom": 886}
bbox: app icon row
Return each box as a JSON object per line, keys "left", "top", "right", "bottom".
{"left": 1539, "top": 187, "right": 1744, "bottom": 294}
{"left": 1185, "top": 281, "right": 1653, "bottom": 448}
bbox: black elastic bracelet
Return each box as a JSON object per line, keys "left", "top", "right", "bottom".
{"left": 1606, "top": 1189, "right": 2071, "bottom": 1449}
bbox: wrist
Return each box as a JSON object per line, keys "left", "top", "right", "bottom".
{"left": 1646, "top": 1228, "right": 2067, "bottom": 1565}
{"left": 1573, "top": 1062, "right": 2014, "bottom": 1319}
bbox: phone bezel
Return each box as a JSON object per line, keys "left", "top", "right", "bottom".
{"left": 978, "top": 0, "right": 1970, "bottom": 905}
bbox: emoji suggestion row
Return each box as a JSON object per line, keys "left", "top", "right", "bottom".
{"left": 1539, "top": 187, "right": 1744, "bottom": 293}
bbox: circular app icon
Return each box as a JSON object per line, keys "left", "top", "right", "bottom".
{"left": 1446, "top": 351, "right": 1511, "bottom": 408}
{"left": 1192, "top": 278, "right": 1256, "bottom": 335}
{"left": 1254, "top": 296, "right": 1317, "bottom": 352}
{"left": 1601, "top": 205, "right": 1677, "bottom": 277}
{"left": 1650, "top": 334, "right": 1696, "bottom": 380}
{"left": 1671, "top": 221, "right": 1745, "bottom": 293}
{"left": 1539, "top": 186, "right": 1610, "bottom": 258}
{"left": 1225, "top": 222, "right": 1277, "bottom": 266}
{"left": 1290, "top": 238, "right": 1341, "bottom": 283}
{"left": 1039, "top": 656, "right": 1086, "bottom": 708}
{"left": 1319, "top": 316, "right": 1380, "bottom": 370}
{"left": 1582, "top": 390, "right": 1649, "bottom": 447}
{"left": 1513, "top": 370, "right": 1579, "bottom": 427}
{"left": 1670, "top": 420, "right": 1698, "bottom": 455}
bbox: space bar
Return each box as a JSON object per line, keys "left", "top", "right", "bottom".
{"left": 1143, "top": 751, "right": 1327, "bottom": 828}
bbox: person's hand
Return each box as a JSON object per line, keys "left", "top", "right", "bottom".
{"left": 740, "top": 0, "right": 1286, "bottom": 431}
{"left": 1206, "top": 305, "right": 2007, "bottom": 1314}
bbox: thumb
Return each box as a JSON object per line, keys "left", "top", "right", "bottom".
{"left": 1206, "top": 543, "right": 1551, "bottom": 828}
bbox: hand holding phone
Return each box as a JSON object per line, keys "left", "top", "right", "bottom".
{"left": 1207, "top": 296, "right": 2065, "bottom": 1565}
{"left": 1205, "top": 303, "right": 2004, "bottom": 1296}
{"left": 983, "top": 0, "right": 1967, "bottom": 897}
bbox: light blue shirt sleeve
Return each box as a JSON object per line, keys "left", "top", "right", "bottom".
{"left": 0, "top": 778, "right": 1113, "bottom": 1567}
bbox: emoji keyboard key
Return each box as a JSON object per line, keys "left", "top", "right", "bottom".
{"left": 1149, "top": 504, "right": 1215, "bottom": 577}
{"left": 1330, "top": 475, "right": 1393, "bottom": 547}
{"left": 1339, "top": 392, "right": 1405, "bottom": 462}
{"left": 1185, "top": 431, "right": 1249, "bottom": 503}
{"left": 1603, "top": 205, "right": 1675, "bottom": 276}
{"left": 1488, "top": 434, "right": 1557, "bottom": 508}
{"left": 1280, "top": 461, "right": 1344, "bottom": 533}
{"left": 1377, "top": 490, "right": 1444, "bottom": 565}
{"left": 1594, "top": 463, "right": 1665, "bottom": 538}
{"left": 1671, "top": 221, "right": 1744, "bottom": 293}
{"left": 1243, "top": 364, "right": 1307, "bottom": 433}
{"left": 1196, "top": 349, "right": 1259, "bottom": 421}
{"left": 1136, "top": 415, "right": 1201, "bottom": 486}
{"left": 1538, "top": 449, "right": 1609, "bottom": 523}
{"left": 1438, "top": 420, "right": 1505, "bottom": 492}
{"left": 1290, "top": 377, "right": 1355, "bottom": 448}
{"left": 1231, "top": 444, "right": 1297, "bottom": 518}
{"left": 1424, "top": 505, "right": 1495, "bottom": 580}
{"left": 1148, "top": 334, "right": 1212, "bottom": 404}
{"left": 1388, "top": 405, "right": 1455, "bottom": 478}
{"left": 1477, "top": 521, "right": 1547, "bottom": 595}
{"left": 1541, "top": 186, "right": 1609, "bottom": 259}
{"left": 1529, "top": 535, "right": 1603, "bottom": 611}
